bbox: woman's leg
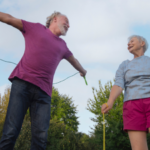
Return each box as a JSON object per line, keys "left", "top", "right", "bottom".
{"left": 128, "top": 131, "right": 148, "bottom": 150}
{"left": 148, "top": 128, "right": 150, "bottom": 133}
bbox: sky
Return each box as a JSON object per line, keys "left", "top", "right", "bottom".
{"left": 1, "top": 0, "right": 150, "bottom": 134}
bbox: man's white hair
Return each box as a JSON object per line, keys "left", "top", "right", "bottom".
{"left": 46, "top": 11, "right": 62, "bottom": 28}
{"left": 128, "top": 35, "right": 149, "bottom": 53}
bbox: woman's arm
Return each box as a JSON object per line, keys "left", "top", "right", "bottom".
{"left": 101, "top": 85, "right": 123, "bottom": 113}
{"left": 101, "top": 61, "right": 125, "bottom": 114}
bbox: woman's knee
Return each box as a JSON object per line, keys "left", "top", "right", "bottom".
{"left": 148, "top": 128, "right": 150, "bottom": 133}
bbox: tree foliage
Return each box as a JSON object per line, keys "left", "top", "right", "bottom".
{"left": 46, "top": 120, "right": 88, "bottom": 150}
{"left": 0, "top": 87, "right": 10, "bottom": 137}
{"left": 0, "top": 86, "right": 83, "bottom": 150}
{"left": 87, "top": 80, "right": 150, "bottom": 149}
{"left": 87, "top": 80, "right": 128, "bottom": 149}
{"left": 51, "top": 87, "right": 79, "bottom": 132}
{"left": 1, "top": 80, "right": 150, "bottom": 150}
{"left": 13, "top": 118, "right": 89, "bottom": 150}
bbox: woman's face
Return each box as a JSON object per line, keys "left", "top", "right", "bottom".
{"left": 128, "top": 37, "right": 144, "bottom": 54}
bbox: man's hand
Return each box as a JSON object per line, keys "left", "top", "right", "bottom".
{"left": 67, "top": 55, "right": 87, "bottom": 77}
{"left": 0, "top": 12, "right": 23, "bottom": 31}
{"left": 80, "top": 70, "right": 87, "bottom": 77}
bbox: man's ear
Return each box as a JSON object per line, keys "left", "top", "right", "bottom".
{"left": 53, "top": 17, "right": 57, "bottom": 23}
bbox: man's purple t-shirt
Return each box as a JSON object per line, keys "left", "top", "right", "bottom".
{"left": 9, "top": 20, "right": 73, "bottom": 97}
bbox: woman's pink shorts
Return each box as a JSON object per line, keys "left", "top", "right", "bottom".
{"left": 123, "top": 97, "right": 150, "bottom": 132}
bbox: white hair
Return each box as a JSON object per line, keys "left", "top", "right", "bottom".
{"left": 128, "top": 35, "right": 149, "bottom": 53}
{"left": 46, "top": 11, "right": 62, "bottom": 28}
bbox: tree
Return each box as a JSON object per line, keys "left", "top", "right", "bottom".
{"left": 87, "top": 80, "right": 132, "bottom": 150}
{"left": 51, "top": 87, "right": 79, "bottom": 132}
{"left": 0, "top": 86, "right": 81, "bottom": 149}
{"left": 0, "top": 87, "right": 10, "bottom": 137}
{"left": 14, "top": 118, "right": 31, "bottom": 150}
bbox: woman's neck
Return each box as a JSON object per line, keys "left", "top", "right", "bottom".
{"left": 133, "top": 49, "right": 144, "bottom": 59}
{"left": 134, "top": 53, "right": 144, "bottom": 59}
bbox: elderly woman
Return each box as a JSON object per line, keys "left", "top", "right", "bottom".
{"left": 101, "top": 35, "right": 150, "bottom": 150}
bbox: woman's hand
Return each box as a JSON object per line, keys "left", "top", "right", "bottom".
{"left": 101, "top": 85, "right": 123, "bottom": 114}
{"left": 101, "top": 101, "right": 113, "bottom": 114}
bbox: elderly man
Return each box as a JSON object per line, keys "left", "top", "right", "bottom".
{"left": 0, "top": 11, "right": 87, "bottom": 150}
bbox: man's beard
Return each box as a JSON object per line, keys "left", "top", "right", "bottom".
{"left": 58, "top": 24, "right": 67, "bottom": 36}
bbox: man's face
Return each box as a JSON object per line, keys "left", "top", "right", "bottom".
{"left": 56, "top": 15, "right": 70, "bottom": 36}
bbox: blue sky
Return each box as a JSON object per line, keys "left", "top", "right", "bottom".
{"left": 1, "top": 0, "right": 150, "bottom": 134}
{"left": 131, "top": 25, "right": 150, "bottom": 56}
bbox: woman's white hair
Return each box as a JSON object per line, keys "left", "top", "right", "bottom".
{"left": 128, "top": 35, "right": 149, "bottom": 53}
{"left": 46, "top": 11, "right": 62, "bottom": 28}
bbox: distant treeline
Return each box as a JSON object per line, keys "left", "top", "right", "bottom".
{"left": 0, "top": 81, "right": 150, "bottom": 150}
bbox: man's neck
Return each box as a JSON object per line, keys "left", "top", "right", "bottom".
{"left": 49, "top": 26, "right": 61, "bottom": 37}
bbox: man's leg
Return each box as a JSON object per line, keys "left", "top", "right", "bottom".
{"left": 0, "top": 78, "right": 31, "bottom": 150}
{"left": 128, "top": 131, "right": 148, "bottom": 150}
{"left": 30, "top": 88, "right": 51, "bottom": 150}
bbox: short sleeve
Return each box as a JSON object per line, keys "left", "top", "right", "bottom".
{"left": 114, "top": 61, "right": 125, "bottom": 89}
{"left": 63, "top": 43, "right": 73, "bottom": 59}
{"left": 21, "top": 20, "right": 36, "bottom": 34}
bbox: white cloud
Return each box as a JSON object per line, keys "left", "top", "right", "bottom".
{"left": 1, "top": 0, "right": 150, "bottom": 133}
{"left": 0, "top": 84, "right": 9, "bottom": 97}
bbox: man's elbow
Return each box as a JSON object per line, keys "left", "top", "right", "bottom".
{"left": 67, "top": 55, "right": 75, "bottom": 63}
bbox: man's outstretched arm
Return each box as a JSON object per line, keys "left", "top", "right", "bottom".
{"left": 0, "top": 12, "right": 23, "bottom": 31}
{"left": 66, "top": 55, "right": 87, "bottom": 77}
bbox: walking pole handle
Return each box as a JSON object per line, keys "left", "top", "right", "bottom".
{"left": 83, "top": 76, "right": 88, "bottom": 85}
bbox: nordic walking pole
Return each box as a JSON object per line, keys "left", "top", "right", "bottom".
{"left": 103, "top": 113, "right": 105, "bottom": 150}
{"left": 83, "top": 76, "right": 88, "bottom": 85}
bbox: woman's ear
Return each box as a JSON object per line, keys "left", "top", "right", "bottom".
{"left": 141, "top": 41, "right": 145, "bottom": 47}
